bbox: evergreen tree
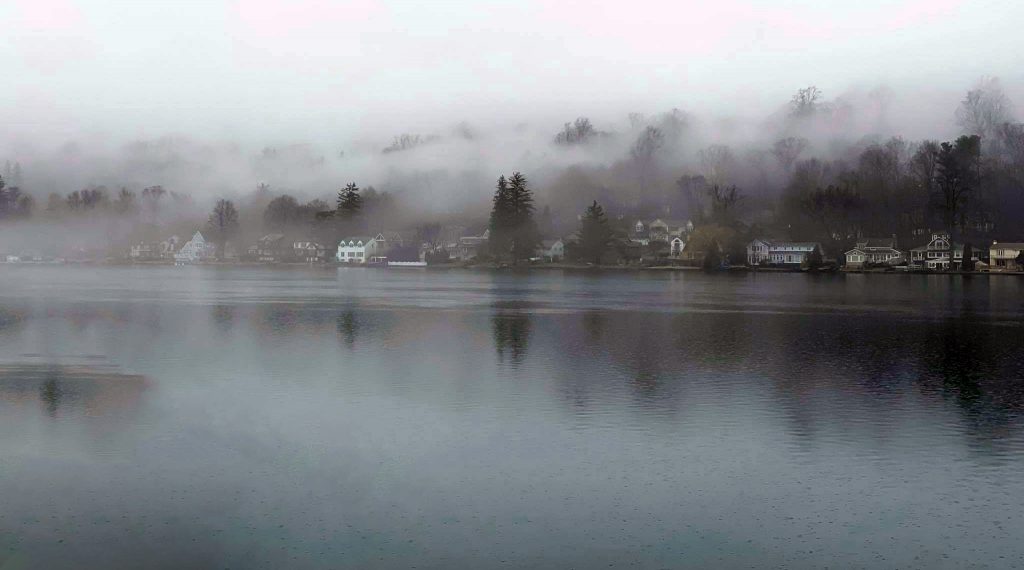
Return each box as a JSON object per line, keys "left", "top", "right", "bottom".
{"left": 336, "top": 182, "right": 362, "bottom": 219}
{"left": 488, "top": 175, "right": 512, "bottom": 256}
{"left": 578, "top": 200, "right": 613, "bottom": 264}
{"left": 489, "top": 172, "right": 540, "bottom": 264}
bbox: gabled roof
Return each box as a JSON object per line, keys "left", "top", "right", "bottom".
{"left": 991, "top": 242, "right": 1024, "bottom": 249}
{"left": 339, "top": 236, "right": 374, "bottom": 246}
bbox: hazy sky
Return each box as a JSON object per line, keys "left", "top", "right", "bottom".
{"left": 2, "top": 0, "right": 1022, "bottom": 144}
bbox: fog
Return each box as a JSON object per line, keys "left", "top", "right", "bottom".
{"left": 1, "top": 0, "right": 1023, "bottom": 252}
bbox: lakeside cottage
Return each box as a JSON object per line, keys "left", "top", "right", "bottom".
{"left": 908, "top": 232, "right": 981, "bottom": 270}
{"left": 293, "top": 241, "right": 328, "bottom": 262}
{"left": 539, "top": 239, "right": 565, "bottom": 261}
{"left": 130, "top": 235, "right": 180, "bottom": 261}
{"left": 336, "top": 232, "right": 405, "bottom": 264}
{"left": 844, "top": 237, "right": 903, "bottom": 268}
{"left": 747, "top": 239, "right": 823, "bottom": 267}
{"left": 174, "top": 231, "right": 215, "bottom": 264}
{"left": 989, "top": 241, "right": 1024, "bottom": 271}
{"left": 248, "top": 233, "right": 288, "bottom": 262}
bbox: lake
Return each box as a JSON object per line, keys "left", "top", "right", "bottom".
{"left": 1, "top": 266, "right": 1023, "bottom": 569}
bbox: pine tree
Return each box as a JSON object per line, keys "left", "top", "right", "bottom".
{"left": 336, "top": 183, "right": 362, "bottom": 219}
{"left": 488, "top": 172, "right": 540, "bottom": 264}
{"left": 579, "top": 200, "right": 614, "bottom": 264}
{"left": 488, "top": 175, "right": 512, "bottom": 257}
{"left": 506, "top": 172, "right": 540, "bottom": 263}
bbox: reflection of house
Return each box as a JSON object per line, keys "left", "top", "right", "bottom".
{"left": 844, "top": 237, "right": 903, "bottom": 268}
{"left": 248, "top": 233, "right": 289, "bottom": 261}
{"left": 908, "top": 232, "right": 981, "bottom": 270}
{"left": 539, "top": 239, "right": 564, "bottom": 261}
{"left": 747, "top": 239, "right": 823, "bottom": 267}
{"left": 337, "top": 233, "right": 394, "bottom": 263}
{"left": 174, "top": 231, "right": 215, "bottom": 264}
{"left": 293, "top": 241, "right": 327, "bottom": 262}
{"left": 988, "top": 241, "right": 1024, "bottom": 271}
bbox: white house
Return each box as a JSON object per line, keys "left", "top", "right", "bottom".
{"left": 844, "top": 237, "right": 903, "bottom": 268}
{"left": 174, "top": 231, "right": 215, "bottom": 264}
{"left": 669, "top": 237, "right": 685, "bottom": 257}
{"left": 908, "top": 232, "right": 981, "bottom": 269}
{"left": 747, "top": 239, "right": 823, "bottom": 267}
{"left": 539, "top": 239, "right": 565, "bottom": 261}
{"left": 989, "top": 241, "right": 1024, "bottom": 271}
{"left": 337, "top": 234, "right": 388, "bottom": 263}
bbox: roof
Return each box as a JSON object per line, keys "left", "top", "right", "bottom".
{"left": 339, "top": 236, "right": 374, "bottom": 245}
{"left": 991, "top": 242, "right": 1024, "bottom": 249}
{"left": 259, "top": 233, "right": 286, "bottom": 242}
{"left": 541, "top": 239, "right": 563, "bottom": 248}
{"left": 752, "top": 239, "right": 821, "bottom": 249}
{"left": 857, "top": 238, "right": 896, "bottom": 249}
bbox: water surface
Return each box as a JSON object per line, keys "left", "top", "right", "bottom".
{"left": 1, "top": 266, "right": 1023, "bottom": 569}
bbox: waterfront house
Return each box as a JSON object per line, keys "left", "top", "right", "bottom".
{"left": 844, "top": 237, "right": 903, "bottom": 268}
{"left": 448, "top": 229, "right": 490, "bottom": 261}
{"left": 174, "top": 231, "right": 215, "bottom": 264}
{"left": 130, "top": 235, "right": 180, "bottom": 261}
{"left": 908, "top": 232, "right": 981, "bottom": 270}
{"left": 669, "top": 237, "right": 685, "bottom": 257}
{"left": 989, "top": 241, "right": 1024, "bottom": 271}
{"left": 248, "top": 233, "right": 289, "bottom": 262}
{"left": 335, "top": 232, "right": 387, "bottom": 264}
{"left": 747, "top": 239, "right": 823, "bottom": 267}
{"left": 293, "top": 240, "right": 327, "bottom": 262}
{"left": 539, "top": 239, "right": 565, "bottom": 261}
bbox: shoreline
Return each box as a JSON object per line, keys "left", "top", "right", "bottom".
{"left": 4, "top": 259, "right": 1023, "bottom": 276}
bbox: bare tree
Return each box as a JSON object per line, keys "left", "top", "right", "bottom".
{"left": 630, "top": 126, "right": 664, "bottom": 194}
{"left": 554, "top": 117, "right": 597, "bottom": 145}
{"left": 772, "top": 137, "right": 808, "bottom": 174}
{"left": 956, "top": 77, "right": 1014, "bottom": 143}
{"left": 207, "top": 199, "right": 239, "bottom": 260}
{"left": 790, "top": 86, "right": 822, "bottom": 118}
{"left": 698, "top": 144, "right": 736, "bottom": 186}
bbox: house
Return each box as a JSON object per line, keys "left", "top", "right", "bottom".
{"left": 747, "top": 239, "right": 823, "bottom": 267}
{"left": 539, "top": 239, "right": 565, "bottom": 261}
{"left": 448, "top": 229, "right": 490, "bottom": 261}
{"left": 247, "top": 234, "right": 291, "bottom": 262}
{"left": 669, "top": 237, "right": 685, "bottom": 257}
{"left": 130, "top": 235, "right": 180, "bottom": 261}
{"left": 648, "top": 219, "right": 691, "bottom": 242}
{"left": 908, "top": 232, "right": 981, "bottom": 270}
{"left": 989, "top": 241, "right": 1024, "bottom": 271}
{"left": 844, "top": 237, "right": 903, "bottom": 268}
{"left": 129, "top": 242, "right": 160, "bottom": 260}
{"left": 293, "top": 240, "right": 327, "bottom": 263}
{"left": 174, "top": 231, "right": 215, "bottom": 264}
{"left": 337, "top": 234, "right": 390, "bottom": 264}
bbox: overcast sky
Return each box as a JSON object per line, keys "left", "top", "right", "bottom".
{"left": 2, "top": 0, "right": 1022, "bottom": 144}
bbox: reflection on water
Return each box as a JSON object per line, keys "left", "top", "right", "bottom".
{"left": 0, "top": 363, "right": 149, "bottom": 418}
{"left": 0, "top": 266, "right": 1022, "bottom": 569}
{"left": 491, "top": 303, "right": 532, "bottom": 366}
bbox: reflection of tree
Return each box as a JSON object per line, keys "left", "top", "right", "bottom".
{"left": 210, "top": 305, "right": 236, "bottom": 332}
{"left": 492, "top": 312, "right": 532, "bottom": 365}
{"left": 337, "top": 309, "right": 358, "bottom": 348}
{"left": 920, "top": 318, "right": 987, "bottom": 410}
{"left": 39, "top": 374, "right": 63, "bottom": 417}
{"left": 582, "top": 311, "right": 605, "bottom": 344}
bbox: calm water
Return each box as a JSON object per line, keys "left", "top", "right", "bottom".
{"left": 1, "top": 266, "right": 1023, "bottom": 569}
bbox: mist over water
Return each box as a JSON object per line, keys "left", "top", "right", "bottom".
{"left": 1, "top": 267, "right": 1023, "bottom": 569}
